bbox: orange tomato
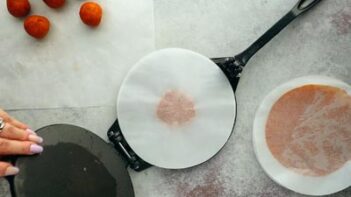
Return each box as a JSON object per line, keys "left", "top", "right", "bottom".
{"left": 43, "top": 0, "right": 65, "bottom": 8}
{"left": 7, "top": 0, "right": 31, "bottom": 18}
{"left": 79, "top": 2, "right": 103, "bottom": 27}
{"left": 24, "top": 15, "right": 50, "bottom": 39}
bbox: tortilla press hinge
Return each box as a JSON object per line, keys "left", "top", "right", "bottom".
{"left": 107, "top": 119, "right": 151, "bottom": 172}
{"left": 211, "top": 56, "right": 244, "bottom": 91}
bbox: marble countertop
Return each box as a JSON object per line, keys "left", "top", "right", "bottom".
{"left": 1, "top": 0, "right": 351, "bottom": 196}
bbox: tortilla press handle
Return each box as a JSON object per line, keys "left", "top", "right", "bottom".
{"left": 234, "top": 0, "right": 322, "bottom": 66}
{"left": 213, "top": 0, "right": 322, "bottom": 91}
{"left": 107, "top": 119, "right": 151, "bottom": 171}
{"left": 292, "top": 0, "right": 322, "bottom": 16}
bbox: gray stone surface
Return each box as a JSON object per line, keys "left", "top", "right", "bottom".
{"left": 1, "top": 0, "right": 351, "bottom": 196}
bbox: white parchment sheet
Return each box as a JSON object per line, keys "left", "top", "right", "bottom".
{"left": 0, "top": 0, "right": 155, "bottom": 110}
{"left": 117, "top": 48, "right": 236, "bottom": 169}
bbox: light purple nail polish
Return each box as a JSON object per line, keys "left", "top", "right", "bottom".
{"left": 5, "top": 167, "right": 19, "bottom": 176}
{"left": 28, "top": 134, "right": 43, "bottom": 144}
{"left": 30, "top": 144, "right": 43, "bottom": 154}
{"left": 26, "top": 129, "right": 36, "bottom": 135}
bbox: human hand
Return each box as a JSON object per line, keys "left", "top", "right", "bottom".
{"left": 0, "top": 109, "right": 43, "bottom": 177}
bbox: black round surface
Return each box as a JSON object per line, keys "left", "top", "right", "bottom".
{"left": 14, "top": 124, "right": 134, "bottom": 197}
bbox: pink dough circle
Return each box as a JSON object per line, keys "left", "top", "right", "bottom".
{"left": 156, "top": 90, "right": 196, "bottom": 126}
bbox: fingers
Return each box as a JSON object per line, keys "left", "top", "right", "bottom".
{"left": 8, "top": 117, "right": 28, "bottom": 130}
{"left": 1, "top": 124, "right": 28, "bottom": 141}
{"left": 0, "top": 108, "right": 28, "bottom": 129}
{"left": 0, "top": 108, "right": 42, "bottom": 143}
{"left": 0, "top": 109, "right": 39, "bottom": 177}
{"left": 0, "top": 124, "right": 42, "bottom": 143}
{"left": 0, "top": 161, "right": 19, "bottom": 177}
{"left": 0, "top": 138, "right": 43, "bottom": 155}
{"left": 0, "top": 108, "right": 44, "bottom": 157}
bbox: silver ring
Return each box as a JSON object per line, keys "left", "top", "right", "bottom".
{"left": 0, "top": 118, "right": 5, "bottom": 131}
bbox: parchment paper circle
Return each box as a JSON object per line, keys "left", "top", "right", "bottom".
{"left": 253, "top": 76, "right": 351, "bottom": 196}
{"left": 117, "top": 48, "right": 236, "bottom": 169}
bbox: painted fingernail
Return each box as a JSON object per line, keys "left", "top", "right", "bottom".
{"left": 26, "top": 129, "right": 36, "bottom": 135}
{"left": 5, "top": 166, "right": 19, "bottom": 176}
{"left": 28, "top": 134, "right": 43, "bottom": 143}
{"left": 30, "top": 144, "right": 43, "bottom": 154}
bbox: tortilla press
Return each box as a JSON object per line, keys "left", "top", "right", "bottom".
{"left": 107, "top": 0, "right": 322, "bottom": 171}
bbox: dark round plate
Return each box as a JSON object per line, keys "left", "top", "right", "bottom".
{"left": 14, "top": 124, "right": 134, "bottom": 197}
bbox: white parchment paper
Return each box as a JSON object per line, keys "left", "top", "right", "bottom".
{"left": 117, "top": 48, "right": 236, "bottom": 169}
{"left": 0, "top": 0, "right": 155, "bottom": 110}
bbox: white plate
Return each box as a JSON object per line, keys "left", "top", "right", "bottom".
{"left": 253, "top": 75, "right": 351, "bottom": 196}
{"left": 117, "top": 48, "right": 236, "bottom": 169}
